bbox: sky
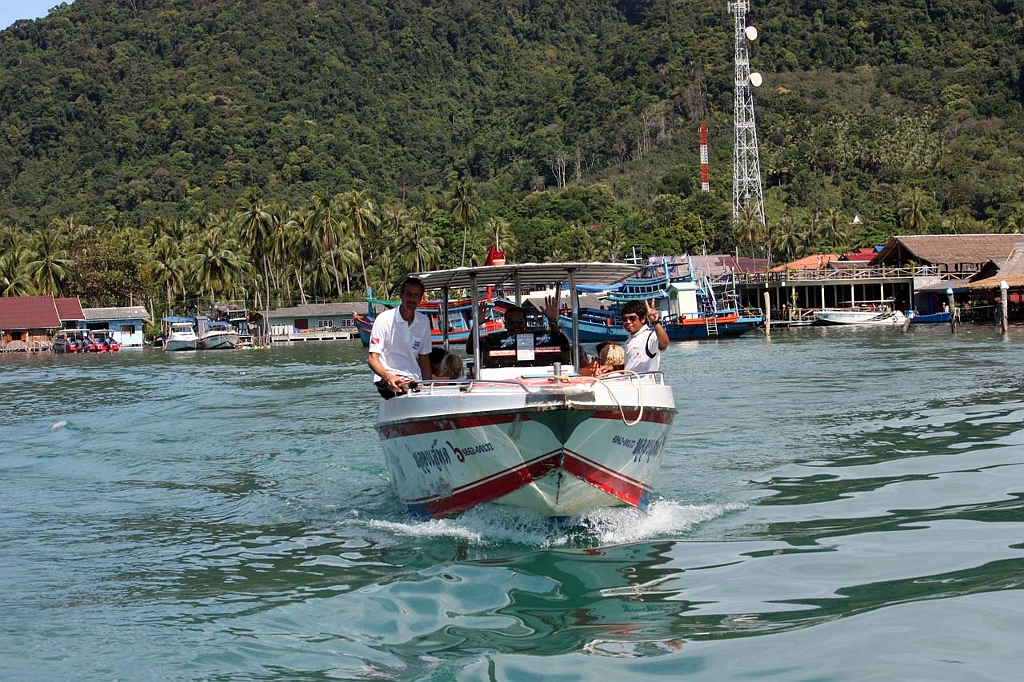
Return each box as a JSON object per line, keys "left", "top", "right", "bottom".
{"left": 1, "top": 1, "right": 60, "bottom": 31}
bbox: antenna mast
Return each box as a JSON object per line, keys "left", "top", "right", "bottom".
{"left": 730, "top": 1, "right": 765, "bottom": 230}
{"left": 699, "top": 124, "right": 710, "bottom": 192}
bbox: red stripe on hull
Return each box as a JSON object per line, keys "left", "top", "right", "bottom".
{"left": 379, "top": 413, "right": 522, "bottom": 439}
{"left": 419, "top": 454, "right": 561, "bottom": 517}
{"left": 563, "top": 453, "right": 650, "bottom": 506}
{"left": 590, "top": 409, "right": 675, "bottom": 425}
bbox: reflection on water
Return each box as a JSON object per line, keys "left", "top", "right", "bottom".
{"left": 4, "top": 328, "right": 1024, "bottom": 679}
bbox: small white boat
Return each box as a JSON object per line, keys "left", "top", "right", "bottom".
{"left": 163, "top": 322, "right": 198, "bottom": 351}
{"left": 374, "top": 262, "right": 677, "bottom": 518}
{"left": 813, "top": 305, "right": 907, "bottom": 326}
{"left": 195, "top": 316, "right": 240, "bottom": 350}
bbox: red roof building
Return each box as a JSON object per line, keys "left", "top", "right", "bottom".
{"left": 54, "top": 297, "right": 86, "bottom": 323}
{"left": 0, "top": 296, "right": 62, "bottom": 330}
{"left": 0, "top": 296, "right": 63, "bottom": 350}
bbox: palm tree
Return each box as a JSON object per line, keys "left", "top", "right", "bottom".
{"left": 286, "top": 207, "right": 319, "bottom": 305}
{"left": 446, "top": 178, "right": 479, "bottom": 267}
{"left": 310, "top": 190, "right": 346, "bottom": 299}
{"left": 773, "top": 214, "right": 800, "bottom": 263}
{"left": 235, "top": 189, "right": 274, "bottom": 324}
{"left": 27, "top": 228, "right": 72, "bottom": 296}
{"left": 485, "top": 216, "right": 517, "bottom": 263}
{"left": 823, "top": 208, "right": 848, "bottom": 250}
{"left": 598, "top": 223, "right": 628, "bottom": 261}
{"left": 190, "top": 223, "right": 248, "bottom": 305}
{"left": 897, "top": 188, "right": 928, "bottom": 234}
{"left": 341, "top": 190, "right": 379, "bottom": 294}
{"left": 148, "top": 236, "right": 186, "bottom": 317}
{"left": 384, "top": 205, "right": 416, "bottom": 269}
{"left": 734, "top": 204, "right": 762, "bottom": 259}
{"left": 0, "top": 246, "right": 34, "bottom": 297}
{"left": 799, "top": 212, "right": 822, "bottom": 258}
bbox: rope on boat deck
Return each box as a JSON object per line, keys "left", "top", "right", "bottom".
{"left": 550, "top": 370, "right": 646, "bottom": 427}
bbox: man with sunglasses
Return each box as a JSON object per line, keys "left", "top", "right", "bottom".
{"left": 620, "top": 298, "right": 670, "bottom": 372}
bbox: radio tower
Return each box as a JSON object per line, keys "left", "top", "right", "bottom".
{"left": 730, "top": 1, "right": 765, "bottom": 230}
{"left": 699, "top": 124, "right": 710, "bottom": 192}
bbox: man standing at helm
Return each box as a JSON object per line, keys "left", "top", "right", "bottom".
{"left": 367, "top": 277, "right": 433, "bottom": 398}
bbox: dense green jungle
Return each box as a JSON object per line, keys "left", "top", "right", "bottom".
{"left": 1, "top": 0, "right": 1023, "bottom": 313}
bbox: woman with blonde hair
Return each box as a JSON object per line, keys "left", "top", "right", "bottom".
{"left": 435, "top": 351, "right": 463, "bottom": 379}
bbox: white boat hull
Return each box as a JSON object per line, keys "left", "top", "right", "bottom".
{"left": 376, "top": 374, "right": 676, "bottom": 517}
{"left": 163, "top": 322, "right": 198, "bottom": 351}
{"left": 813, "top": 309, "right": 907, "bottom": 326}
{"left": 197, "top": 330, "right": 240, "bottom": 350}
{"left": 163, "top": 338, "right": 197, "bottom": 351}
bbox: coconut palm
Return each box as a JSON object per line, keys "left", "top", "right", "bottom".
{"left": 27, "top": 228, "right": 73, "bottom": 296}
{"left": 235, "top": 189, "right": 274, "bottom": 317}
{"left": 773, "top": 214, "right": 800, "bottom": 263}
{"left": 310, "top": 190, "right": 346, "bottom": 299}
{"left": 822, "top": 208, "right": 848, "bottom": 250}
{"left": 485, "top": 216, "right": 517, "bottom": 263}
{"left": 0, "top": 246, "right": 34, "bottom": 297}
{"left": 734, "top": 204, "right": 762, "bottom": 259}
{"left": 897, "top": 188, "right": 928, "bottom": 234}
{"left": 446, "top": 178, "right": 479, "bottom": 267}
{"left": 149, "top": 236, "right": 186, "bottom": 317}
{"left": 341, "top": 190, "right": 379, "bottom": 294}
{"left": 190, "top": 223, "right": 248, "bottom": 305}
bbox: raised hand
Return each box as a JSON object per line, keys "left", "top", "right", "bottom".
{"left": 645, "top": 298, "right": 659, "bottom": 324}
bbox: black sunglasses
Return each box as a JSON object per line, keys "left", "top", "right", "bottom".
{"left": 621, "top": 314, "right": 641, "bottom": 322}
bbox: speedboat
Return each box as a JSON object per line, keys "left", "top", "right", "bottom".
{"left": 52, "top": 329, "right": 88, "bottom": 353}
{"left": 163, "top": 322, "right": 198, "bottom": 351}
{"left": 812, "top": 305, "right": 907, "bottom": 326}
{"left": 374, "top": 262, "right": 677, "bottom": 518}
{"left": 195, "top": 316, "right": 240, "bottom": 350}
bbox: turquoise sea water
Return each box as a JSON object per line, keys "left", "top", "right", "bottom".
{"left": 3, "top": 325, "right": 1024, "bottom": 680}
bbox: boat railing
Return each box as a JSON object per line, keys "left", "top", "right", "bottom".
{"left": 409, "top": 371, "right": 669, "bottom": 395}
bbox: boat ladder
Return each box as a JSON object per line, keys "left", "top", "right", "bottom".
{"left": 703, "top": 299, "right": 719, "bottom": 336}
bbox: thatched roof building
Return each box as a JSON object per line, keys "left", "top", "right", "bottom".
{"left": 872, "top": 234, "right": 1024, "bottom": 276}
{"left": 967, "top": 243, "right": 1024, "bottom": 290}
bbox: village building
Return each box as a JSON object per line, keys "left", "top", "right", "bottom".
{"left": 251, "top": 302, "right": 363, "bottom": 343}
{"left": 83, "top": 306, "right": 151, "bottom": 347}
{"left": 737, "top": 234, "right": 1024, "bottom": 320}
{"left": 0, "top": 295, "right": 63, "bottom": 351}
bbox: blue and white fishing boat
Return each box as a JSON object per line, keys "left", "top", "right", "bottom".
{"left": 559, "top": 257, "right": 762, "bottom": 342}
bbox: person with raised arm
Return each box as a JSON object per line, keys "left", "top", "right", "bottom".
{"left": 620, "top": 298, "right": 670, "bottom": 372}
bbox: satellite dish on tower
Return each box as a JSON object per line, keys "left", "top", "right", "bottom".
{"left": 749, "top": 72, "right": 763, "bottom": 87}
{"left": 745, "top": 26, "right": 758, "bottom": 41}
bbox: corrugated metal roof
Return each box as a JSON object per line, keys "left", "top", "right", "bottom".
{"left": 0, "top": 296, "right": 62, "bottom": 330}
{"left": 83, "top": 306, "right": 151, "bottom": 321}
{"left": 261, "top": 302, "right": 365, "bottom": 318}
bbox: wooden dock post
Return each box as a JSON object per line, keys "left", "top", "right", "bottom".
{"left": 763, "top": 291, "right": 771, "bottom": 338}
{"left": 946, "top": 287, "right": 957, "bottom": 333}
{"left": 1000, "top": 280, "right": 1009, "bottom": 333}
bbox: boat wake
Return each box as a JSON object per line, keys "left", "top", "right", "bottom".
{"left": 356, "top": 498, "right": 745, "bottom": 549}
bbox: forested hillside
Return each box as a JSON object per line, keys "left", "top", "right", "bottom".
{"left": 1, "top": 0, "right": 1023, "bottom": 310}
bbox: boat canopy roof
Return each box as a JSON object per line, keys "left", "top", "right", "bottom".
{"left": 404, "top": 262, "right": 643, "bottom": 293}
